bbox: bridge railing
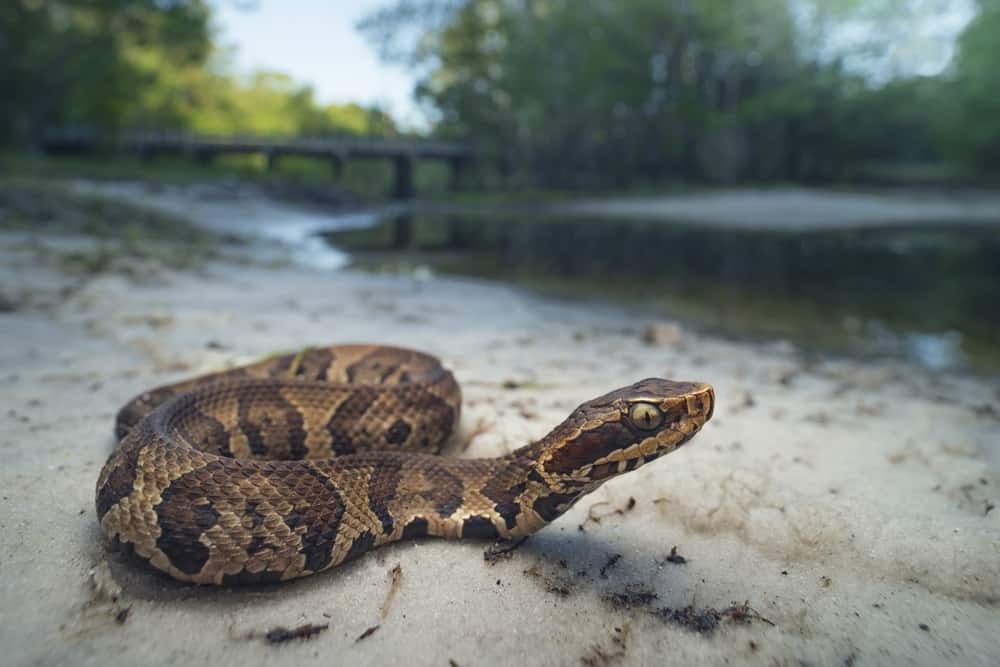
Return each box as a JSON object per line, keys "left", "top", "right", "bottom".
{"left": 42, "top": 127, "right": 473, "bottom": 159}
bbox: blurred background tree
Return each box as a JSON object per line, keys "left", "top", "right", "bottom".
{"left": 0, "top": 0, "right": 396, "bottom": 146}
{"left": 0, "top": 0, "right": 211, "bottom": 144}
{"left": 940, "top": 0, "right": 1000, "bottom": 169}
{"left": 359, "top": 0, "right": 997, "bottom": 187}
{"left": 1, "top": 0, "right": 995, "bottom": 186}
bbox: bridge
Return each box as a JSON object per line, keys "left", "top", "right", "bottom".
{"left": 40, "top": 128, "right": 475, "bottom": 200}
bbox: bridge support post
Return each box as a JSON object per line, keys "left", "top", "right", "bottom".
{"left": 448, "top": 156, "right": 470, "bottom": 191}
{"left": 330, "top": 154, "right": 344, "bottom": 179}
{"left": 392, "top": 214, "right": 413, "bottom": 249}
{"left": 392, "top": 155, "right": 414, "bottom": 200}
{"left": 265, "top": 151, "right": 279, "bottom": 173}
{"left": 194, "top": 149, "right": 214, "bottom": 166}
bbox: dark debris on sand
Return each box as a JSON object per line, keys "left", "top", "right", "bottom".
{"left": 263, "top": 623, "right": 329, "bottom": 644}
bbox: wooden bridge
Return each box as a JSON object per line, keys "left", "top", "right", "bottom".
{"left": 40, "top": 128, "right": 475, "bottom": 200}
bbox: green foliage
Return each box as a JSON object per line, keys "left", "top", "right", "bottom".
{"left": 412, "top": 0, "right": 840, "bottom": 184}
{"left": 145, "top": 67, "right": 398, "bottom": 137}
{"left": 0, "top": 0, "right": 211, "bottom": 143}
{"left": 4, "top": 0, "right": 993, "bottom": 187}
{"left": 362, "top": 0, "right": 995, "bottom": 186}
{"left": 940, "top": 0, "right": 1000, "bottom": 169}
{"left": 0, "top": 0, "right": 397, "bottom": 146}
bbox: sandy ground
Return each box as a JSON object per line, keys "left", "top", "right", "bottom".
{"left": 1, "top": 189, "right": 999, "bottom": 667}
{"left": 557, "top": 189, "right": 1000, "bottom": 229}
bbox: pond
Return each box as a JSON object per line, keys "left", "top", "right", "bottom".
{"left": 322, "top": 210, "right": 1000, "bottom": 373}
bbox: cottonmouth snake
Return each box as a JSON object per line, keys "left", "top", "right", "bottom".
{"left": 96, "top": 345, "right": 714, "bottom": 585}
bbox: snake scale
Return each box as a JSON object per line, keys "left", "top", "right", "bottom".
{"left": 96, "top": 345, "right": 714, "bottom": 585}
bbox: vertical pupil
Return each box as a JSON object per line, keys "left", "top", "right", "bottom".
{"left": 631, "top": 403, "right": 662, "bottom": 430}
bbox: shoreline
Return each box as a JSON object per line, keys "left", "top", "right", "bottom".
{"left": 552, "top": 188, "right": 1000, "bottom": 230}
{"left": 1, "top": 184, "right": 998, "bottom": 666}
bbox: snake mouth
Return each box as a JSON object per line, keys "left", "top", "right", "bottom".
{"left": 590, "top": 412, "right": 707, "bottom": 467}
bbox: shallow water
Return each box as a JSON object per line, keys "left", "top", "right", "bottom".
{"left": 322, "top": 211, "right": 1000, "bottom": 373}
{"left": 250, "top": 208, "right": 373, "bottom": 270}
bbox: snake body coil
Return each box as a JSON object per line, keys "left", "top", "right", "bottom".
{"left": 96, "top": 345, "right": 714, "bottom": 584}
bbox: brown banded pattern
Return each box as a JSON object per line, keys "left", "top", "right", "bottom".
{"left": 96, "top": 345, "right": 714, "bottom": 584}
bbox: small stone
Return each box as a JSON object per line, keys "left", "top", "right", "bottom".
{"left": 642, "top": 322, "right": 683, "bottom": 347}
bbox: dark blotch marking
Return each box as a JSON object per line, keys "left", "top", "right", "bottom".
{"left": 430, "top": 466, "right": 466, "bottom": 518}
{"left": 237, "top": 386, "right": 308, "bottom": 459}
{"left": 96, "top": 435, "right": 144, "bottom": 519}
{"left": 297, "top": 348, "right": 336, "bottom": 379}
{"left": 173, "top": 407, "right": 233, "bottom": 457}
{"left": 294, "top": 466, "right": 347, "bottom": 573}
{"left": 115, "top": 387, "right": 181, "bottom": 439}
{"left": 462, "top": 516, "right": 500, "bottom": 539}
{"left": 154, "top": 460, "right": 347, "bottom": 578}
{"left": 221, "top": 569, "right": 286, "bottom": 586}
{"left": 113, "top": 540, "right": 180, "bottom": 583}
{"left": 392, "top": 387, "right": 456, "bottom": 453}
{"left": 325, "top": 388, "right": 378, "bottom": 455}
{"left": 527, "top": 468, "right": 547, "bottom": 484}
{"left": 402, "top": 517, "right": 428, "bottom": 540}
{"left": 378, "top": 363, "right": 401, "bottom": 383}
{"left": 366, "top": 457, "right": 403, "bottom": 535}
{"left": 533, "top": 491, "right": 580, "bottom": 522}
{"left": 544, "top": 421, "right": 637, "bottom": 476}
{"left": 481, "top": 476, "right": 527, "bottom": 530}
{"left": 266, "top": 353, "right": 295, "bottom": 377}
{"left": 245, "top": 500, "right": 267, "bottom": 529}
{"left": 246, "top": 536, "right": 267, "bottom": 555}
{"left": 265, "top": 347, "right": 335, "bottom": 380}
{"left": 303, "top": 546, "right": 332, "bottom": 574}
{"left": 345, "top": 348, "right": 406, "bottom": 384}
{"left": 192, "top": 502, "right": 220, "bottom": 530}
{"left": 344, "top": 530, "right": 376, "bottom": 563}
{"left": 155, "top": 469, "right": 217, "bottom": 575}
{"left": 384, "top": 418, "right": 412, "bottom": 445}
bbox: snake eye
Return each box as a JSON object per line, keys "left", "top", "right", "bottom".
{"left": 628, "top": 402, "right": 663, "bottom": 431}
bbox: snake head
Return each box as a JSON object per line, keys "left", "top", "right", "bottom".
{"left": 532, "top": 378, "right": 714, "bottom": 488}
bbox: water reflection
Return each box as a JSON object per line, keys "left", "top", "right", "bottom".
{"left": 323, "top": 212, "right": 1000, "bottom": 372}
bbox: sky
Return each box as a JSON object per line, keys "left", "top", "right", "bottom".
{"left": 210, "top": 0, "right": 424, "bottom": 128}
{"left": 211, "top": 0, "right": 975, "bottom": 132}
{"left": 813, "top": 0, "right": 975, "bottom": 82}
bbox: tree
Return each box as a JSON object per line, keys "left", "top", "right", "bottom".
{"left": 942, "top": 0, "right": 1000, "bottom": 170}
{"left": 0, "top": 0, "right": 211, "bottom": 144}
{"left": 360, "top": 0, "right": 984, "bottom": 186}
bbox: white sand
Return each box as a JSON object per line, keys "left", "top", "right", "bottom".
{"left": 1, "top": 189, "right": 998, "bottom": 666}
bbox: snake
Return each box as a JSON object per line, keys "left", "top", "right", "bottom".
{"left": 96, "top": 345, "right": 714, "bottom": 585}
